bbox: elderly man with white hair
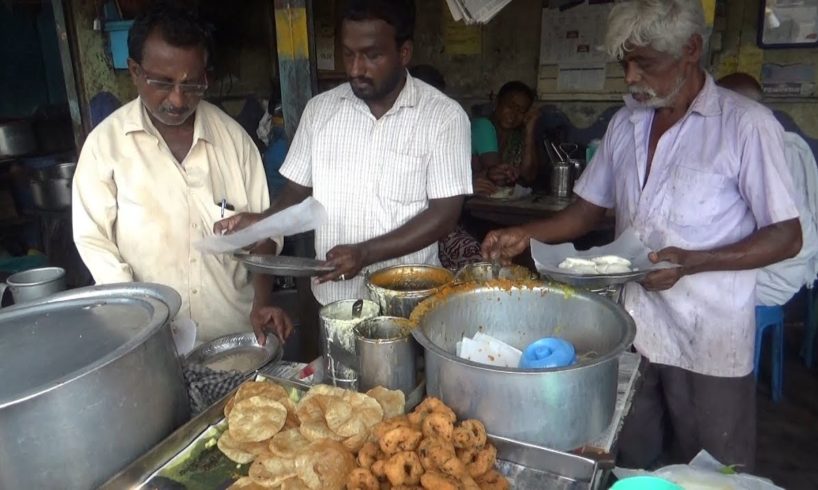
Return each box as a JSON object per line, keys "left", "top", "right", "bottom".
{"left": 482, "top": 0, "right": 801, "bottom": 469}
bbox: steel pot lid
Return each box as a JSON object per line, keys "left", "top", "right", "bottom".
{"left": 0, "top": 283, "right": 181, "bottom": 408}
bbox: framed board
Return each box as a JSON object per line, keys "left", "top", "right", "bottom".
{"left": 758, "top": 0, "right": 818, "bottom": 48}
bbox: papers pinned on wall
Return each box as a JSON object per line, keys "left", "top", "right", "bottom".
{"left": 445, "top": 0, "right": 513, "bottom": 25}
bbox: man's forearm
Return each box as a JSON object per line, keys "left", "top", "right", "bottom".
{"left": 262, "top": 180, "right": 312, "bottom": 218}
{"left": 360, "top": 196, "right": 463, "bottom": 266}
{"left": 681, "top": 218, "right": 802, "bottom": 275}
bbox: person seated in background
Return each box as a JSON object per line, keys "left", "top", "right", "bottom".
{"left": 472, "top": 81, "right": 539, "bottom": 192}
{"left": 408, "top": 64, "right": 483, "bottom": 270}
{"left": 718, "top": 72, "right": 818, "bottom": 306}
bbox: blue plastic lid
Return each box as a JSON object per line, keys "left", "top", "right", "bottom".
{"left": 518, "top": 337, "right": 576, "bottom": 369}
{"left": 611, "top": 476, "right": 683, "bottom": 490}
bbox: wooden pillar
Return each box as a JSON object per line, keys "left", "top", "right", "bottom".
{"left": 274, "top": 0, "right": 315, "bottom": 140}
{"left": 51, "top": 0, "right": 87, "bottom": 148}
{"left": 274, "top": 0, "right": 319, "bottom": 362}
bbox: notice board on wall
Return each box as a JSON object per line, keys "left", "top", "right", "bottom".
{"left": 536, "top": 0, "right": 716, "bottom": 99}
{"left": 537, "top": 0, "right": 618, "bottom": 98}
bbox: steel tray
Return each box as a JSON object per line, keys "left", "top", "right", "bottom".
{"left": 103, "top": 372, "right": 611, "bottom": 490}
{"left": 233, "top": 253, "right": 333, "bottom": 277}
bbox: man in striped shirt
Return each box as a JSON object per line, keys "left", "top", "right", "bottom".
{"left": 215, "top": 0, "right": 472, "bottom": 305}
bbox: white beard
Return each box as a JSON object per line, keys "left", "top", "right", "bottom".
{"left": 629, "top": 74, "right": 687, "bottom": 108}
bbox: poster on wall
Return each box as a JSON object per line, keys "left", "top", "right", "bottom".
{"left": 758, "top": 0, "right": 818, "bottom": 48}
{"left": 443, "top": 9, "right": 482, "bottom": 55}
{"left": 539, "top": 1, "right": 613, "bottom": 66}
{"left": 537, "top": 1, "right": 613, "bottom": 95}
{"left": 762, "top": 63, "right": 816, "bottom": 96}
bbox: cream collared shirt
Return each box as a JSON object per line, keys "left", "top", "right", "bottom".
{"left": 72, "top": 99, "right": 281, "bottom": 343}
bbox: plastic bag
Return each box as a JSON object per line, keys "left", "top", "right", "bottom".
{"left": 613, "top": 451, "right": 783, "bottom": 490}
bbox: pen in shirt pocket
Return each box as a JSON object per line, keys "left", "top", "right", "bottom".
{"left": 218, "top": 198, "right": 235, "bottom": 218}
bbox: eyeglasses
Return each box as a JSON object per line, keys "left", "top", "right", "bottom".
{"left": 136, "top": 64, "right": 208, "bottom": 96}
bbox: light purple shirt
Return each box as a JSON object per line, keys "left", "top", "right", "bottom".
{"left": 575, "top": 74, "right": 799, "bottom": 377}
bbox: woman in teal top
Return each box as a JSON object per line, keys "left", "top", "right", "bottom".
{"left": 472, "top": 81, "right": 539, "bottom": 192}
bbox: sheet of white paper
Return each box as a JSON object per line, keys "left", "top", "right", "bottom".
{"left": 316, "top": 37, "right": 335, "bottom": 71}
{"left": 473, "top": 332, "right": 522, "bottom": 367}
{"left": 459, "top": 337, "right": 496, "bottom": 365}
{"left": 531, "top": 228, "right": 679, "bottom": 276}
{"left": 194, "top": 197, "right": 327, "bottom": 254}
{"left": 557, "top": 63, "right": 607, "bottom": 92}
{"left": 458, "top": 333, "right": 522, "bottom": 367}
{"left": 445, "top": 0, "right": 464, "bottom": 21}
{"left": 456, "top": 0, "right": 513, "bottom": 24}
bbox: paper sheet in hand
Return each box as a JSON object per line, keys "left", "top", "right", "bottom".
{"left": 531, "top": 228, "right": 679, "bottom": 287}
{"left": 194, "top": 197, "right": 327, "bottom": 254}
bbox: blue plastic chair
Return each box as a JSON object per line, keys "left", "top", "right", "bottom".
{"left": 755, "top": 305, "right": 784, "bottom": 403}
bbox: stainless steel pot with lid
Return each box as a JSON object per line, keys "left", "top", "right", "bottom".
{"left": 410, "top": 280, "right": 636, "bottom": 451}
{"left": 0, "top": 283, "right": 190, "bottom": 490}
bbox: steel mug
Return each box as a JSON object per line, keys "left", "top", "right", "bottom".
{"left": 0, "top": 266, "right": 66, "bottom": 305}
{"left": 318, "top": 299, "right": 380, "bottom": 390}
{"left": 354, "top": 316, "right": 418, "bottom": 396}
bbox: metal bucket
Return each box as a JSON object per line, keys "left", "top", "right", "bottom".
{"left": 354, "top": 316, "right": 418, "bottom": 396}
{"left": 318, "top": 299, "right": 380, "bottom": 389}
{"left": 365, "top": 264, "right": 453, "bottom": 318}
{"left": 410, "top": 280, "right": 635, "bottom": 451}
{"left": 0, "top": 267, "right": 66, "bottom": 305}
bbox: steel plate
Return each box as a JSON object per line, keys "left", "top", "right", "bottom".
{"left": 233, "top": 253, "right": 334, "bottom": 277}
{"left": 185, "top": 332, "right": 282, "bottom": 374}
{"left": 541, "top": 268, "right": 651, "bottom": 289}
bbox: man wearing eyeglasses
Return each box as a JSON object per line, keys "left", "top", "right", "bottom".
{"left": 72, "top": 3, "right": 292, "bottom": 346}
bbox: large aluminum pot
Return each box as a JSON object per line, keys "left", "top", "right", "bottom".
{"left": 366, "top": 264, "right": 453, "bottom": 318}
{"left": 0, "top": 283, "right": 190, "bottom": 490}
{"left": 410, "top": 280, "right": 635, "bottom": 451}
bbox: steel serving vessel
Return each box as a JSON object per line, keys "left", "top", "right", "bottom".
{"left": 410, "top": 280, "right": 636, "bottom": 451}
{"left": 0, "top": 266, "right": 65, "bottom": 304}
{"left": 354, "top": 316, "right": 418, "bottom": 396}
{"left": 366, "top": 264, "right": 453, "bottom": 318}
{"left": 0, "top": 283, "right": 190, "bottom": 489}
